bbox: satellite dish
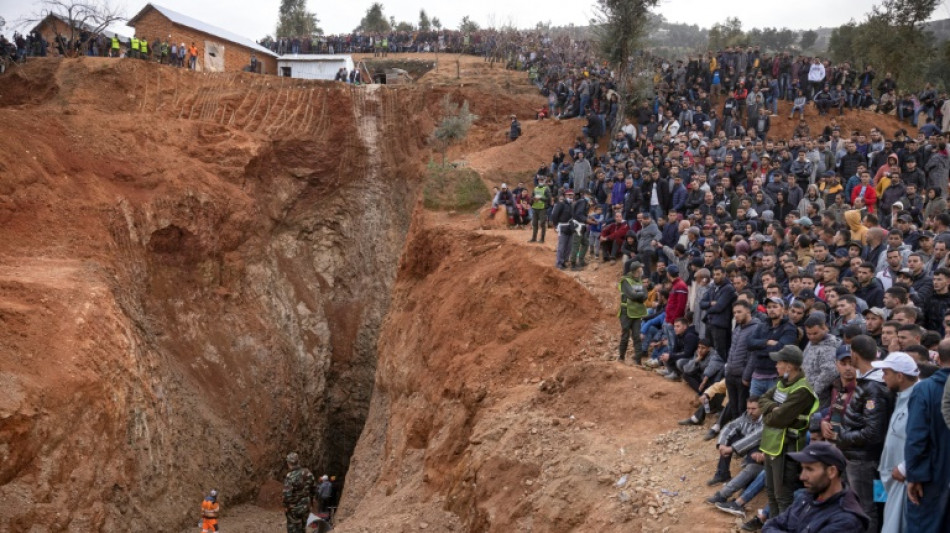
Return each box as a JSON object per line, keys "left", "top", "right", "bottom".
{"left": 0, "top": 16, "right": 6, "bottom": 30}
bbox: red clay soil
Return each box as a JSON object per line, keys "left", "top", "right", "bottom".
{"left": 0, "top": 56, "right": 428, "bottom": 531}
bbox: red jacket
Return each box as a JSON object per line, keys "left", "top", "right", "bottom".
{"left": 665, "top": 277, "right": 689, "bottom": 324}
{"left": 602, "top": 221, "right": 631, "bottom": 243}
{"left": 850, "top": 183, "right": 877, "bottom": 213}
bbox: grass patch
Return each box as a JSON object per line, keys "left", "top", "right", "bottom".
{"left": 423, "top": 162, "right": 491, "bottom": 211}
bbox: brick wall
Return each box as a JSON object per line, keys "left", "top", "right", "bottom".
{"left": 130, "top": 8, "right": 277, "bottom": 75}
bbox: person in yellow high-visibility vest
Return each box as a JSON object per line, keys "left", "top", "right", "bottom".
{"left": 110, "top": 35, "right": 119, "bottom": 58}
{"left": 130, "top": 36, "right": 139, "bottom": 59}
{"left": 139, "top": 36, "right": 148, "bottom": 60}
{"left": 758, "top": 343, "right": 819, "bottom": 516}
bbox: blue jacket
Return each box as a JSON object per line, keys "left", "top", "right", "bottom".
{"left": 700, "top": 281, "right": 736, "bottom": 329}
{"left": 904, "top": 367, "right": 950, "bottom": 533}
{"left": 744, "top": 317, "right": 799, "bottom": 383}
{"left": 671, "top": 184, "right": 687, "bottom": 213}
{"left": 762, "top": 487, "right": 869, "bottom": 533}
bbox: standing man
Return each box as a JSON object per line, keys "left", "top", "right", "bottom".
{"left": 188, "top": 42, "right": 198, "bottom": 70}
{"left": 617, "top": 262, "right": 648, "bottom": 365}
{"left": 637, "top": 212, "right": 661, "bottom": 276}
{"left": 827, "top": 335, "right": 892, "bottom": 532}
{"left": 528, "top": 179, "right": 551, "bottom": 243}
{"left": 550, "top": 190, "right": 574, "bottom": 270}
{"left": 282, "top": 452, "right": 316, "bottom": 533}
{"left": 724, "top": 301, "right": 761, "bottom": 424}
{"left": 746, "top": 297, "right": 799, "bottom": 396}
{"left": 317, "top": 475, "right": 333, "bottom": 513}
{"left": 762, "top": 442, "right": 870, "bottom": 532}
{"left": 702, "top": 265, "right": 737, "bottom": 360}
{"left": 759, "top": 345, "right": 819, "bottom": 515}
{"left": 801, "top": 312, "right": 842, "bottom": 409}
{"left": 903, "top": 339, "right": 950, "bottom": 533}
{"left": 874, "top": 352, "right": 920, "bottom": 533}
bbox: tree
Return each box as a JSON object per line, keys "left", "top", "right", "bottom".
{"left": 827, "top": 21, "right": 859, "bottom": 62}
{"left": 707, "top": 17, "right": 745, "bottom": 50}
{"left": 459, "top": 16, "right": 480, "bottom": 33}
{"left": 431, "top": 95, "right": 478, "bottom": 166}
{"left": 591, "top": 0, "right": 659, "bottom": 133}
{"left": 773, "top": 28, "right": 798, "bottom": 50}
{"left": 23, "top": 0, "right": 124, "bottom": 56}
{"left": 358, "top": 2, "right": 390, "bottom": 33}
{"left": 419, "top": 9, "right": 431, "bottom": 32}
{"left": 432, "top": 17, "right": 442, "bottom": 30}
{"left": 799, "top": 30, "right": 818, "bottom": 50}
{"left": 826, "top": 0, "right": 941, "bottom": 87}
{"left": 394, "top": 21, "right": 414, "bottom": 32}
{"left": 275, "top": 0, "right": 321, "bottom": 38}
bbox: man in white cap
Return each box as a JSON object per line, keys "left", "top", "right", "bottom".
{"left": 874, "top": 352, "right": 919, "bottom": 533}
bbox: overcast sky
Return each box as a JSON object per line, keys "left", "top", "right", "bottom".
{"left": 2, "top": 0, "right": 949, "bottom": 40}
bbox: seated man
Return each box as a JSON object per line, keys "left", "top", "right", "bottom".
{"left": 677, "top": 338, "right": 724, "bottom": 394}
{"left": 600, "top": 213, "right": 631, "bottom": 261}
{"left": 658, "top": 318, "right": 699, "bottom": 380}
{"left": 762, "top": 442, "right": 869, "bottom": 532}
{"left": 707, "top": 397, "right": 766, "bottom": 520}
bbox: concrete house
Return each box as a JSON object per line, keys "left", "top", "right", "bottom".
{"left": 127, "top": 3, "right": 278, "bottom": 74}
{"left": 277, "top": 54, "right": 355, "bottom": 80}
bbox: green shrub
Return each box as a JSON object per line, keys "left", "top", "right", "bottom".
{"left": 423, "top": 162, "right": 490, "bottom": 211}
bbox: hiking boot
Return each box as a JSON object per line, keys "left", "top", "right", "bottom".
{"left": 703, "top": 428, "right": 719, "bottom": 441}
{"left": 706, "top": 474, "right": 731, "bottom": 486}
{"left": 528, "top": 238, "right": 537, "bottom": 243}
{"left": 678, "top": 416, "right": 701, "bottom": 426}
{"left": 643, "top": 359, "right": 660, "bottom": 368}
{"left": 715, "top": 500, "right": 747, "bottom": 518}
{"left": 741, "top": 516, "right": 764, "bottom": 531}
{"left": 705, "top": 493, "right": 727, "bottom": 505}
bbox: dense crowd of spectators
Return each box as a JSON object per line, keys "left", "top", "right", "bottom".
{"left": 504, "top": 47, "right": 950, "bottom": 532}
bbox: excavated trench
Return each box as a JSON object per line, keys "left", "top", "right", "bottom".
{"left": 0, "top": 58, "right": 429, "bottom": 531}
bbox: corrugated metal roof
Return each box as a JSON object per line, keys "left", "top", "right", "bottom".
{"left": 129, "top": 3, "right": 277, "bottom": 57}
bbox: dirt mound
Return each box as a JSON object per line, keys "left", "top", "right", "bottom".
{"left": 762, "top": 100, "right": 909, "bottom": 140}
{"left": 0, "top": 57, "right": 427, "bottom": 531}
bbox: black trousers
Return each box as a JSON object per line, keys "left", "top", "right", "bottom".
{"left": 724, "top": 375, "right": 748, "bottom": 428}
{"left": 709, "top": 325, "right": 732, "bottom": 362}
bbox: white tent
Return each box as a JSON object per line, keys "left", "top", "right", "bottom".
{"left": 277, "top": 54, "right": 355, "bottom": 81}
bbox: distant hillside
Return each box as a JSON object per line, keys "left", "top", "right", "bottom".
{"left": 550, "top": 15, "right": 950, "bottom": 56}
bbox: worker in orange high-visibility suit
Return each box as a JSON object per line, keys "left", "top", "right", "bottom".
{"left": 201, "top": 489, "right": 219, "bottom": 532}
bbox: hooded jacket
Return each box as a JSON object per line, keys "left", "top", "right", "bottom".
{"left": 844, "top": 210, "right": 867, "bottom": 245}
{"left": 835, "top": 367, "right": 894, "bottom": 461}
{"left": 803, "top": 333, "right": 842, "bottom": 410}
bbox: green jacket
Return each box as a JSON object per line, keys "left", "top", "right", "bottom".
{"left": 618, "top": 275, "right": 648, "bottom": 319}
{"left": 759, "top": 373, "right": 818, "bottom": 456}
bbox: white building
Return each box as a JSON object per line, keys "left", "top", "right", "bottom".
{"left": 277, "top": 54, "right": 355, "bottom": 80}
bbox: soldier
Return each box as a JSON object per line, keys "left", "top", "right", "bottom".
{"left": 618, "top": 261, "right": 648, "bottom": 365}
{"left": 282, "top": 452, "right": 315, "bottom": 533}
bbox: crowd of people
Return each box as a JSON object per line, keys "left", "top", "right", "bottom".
{"left": 495, "top": 44, "right": 950, "bottom": 532}
{"left": 1, "top": 29, "right": 204, "bottom": 70}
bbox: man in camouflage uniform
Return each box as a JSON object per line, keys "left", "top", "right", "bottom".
{"left": 282, "top": 452, "right": 315, "bottom": 533}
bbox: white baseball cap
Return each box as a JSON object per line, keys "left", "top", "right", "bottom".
{"left": 871, "top": 352, "right": 920, "bottom": 377}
